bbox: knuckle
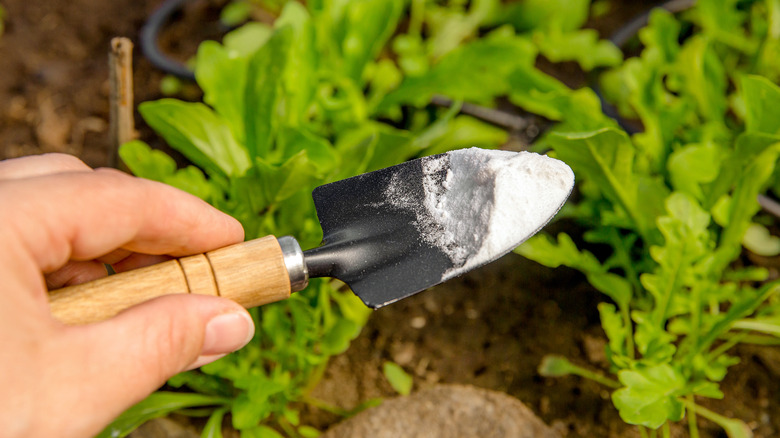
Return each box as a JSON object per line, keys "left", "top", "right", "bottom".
{"left": 40, "top": 153, "right": 91, "bottom": 172}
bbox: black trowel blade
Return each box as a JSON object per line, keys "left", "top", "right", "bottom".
{"left": 303, "top": 148, "right": 575, "bottom": 309}
{"left": 306, "top": 157, "right": 452, "bottom": 308}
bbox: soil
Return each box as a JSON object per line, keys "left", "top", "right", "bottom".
{"left": 2, "top": 1, "right": 780, "bottom": 437}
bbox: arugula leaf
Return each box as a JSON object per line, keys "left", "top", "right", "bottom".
{"left": 547, "top": 128, "right": 667, "bottom": 242}
{"left": 611, "top": 365, "right": 686, "bottom": 429}
{"left": 495, "top": 0, "right": 590, "bottom": 33}
{"left": 533, "top": 28, "right": 622, "bottom": 71}
{"left": 667, "top": 141, "right": 722, "bottom": 200}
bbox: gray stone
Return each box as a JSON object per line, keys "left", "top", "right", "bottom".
{"left": 128, "top": 417, "right": 199, "bottom": 438}
{"left": 322, "top": 384, "right": 561, "bottom": 438}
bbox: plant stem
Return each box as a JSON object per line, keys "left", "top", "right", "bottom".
{"left": 662, "top": 422, "right": 670, "bottom": 438}
{"left": 409, "top": 0, "right": 425, "bottom": 37}
{"left": 639, "top": 426, "right": 649, "bottom": 438}
{"left": 686, "top": 400, "right": 753, "bottom": 438}
{"left": 707, "top": 331, "right": 748, "bottom": 361}
{"left": 564, "top": 361, "right": 621, "bottom": 389}
{"left": 721, "top": 332, "right": 780, "bottom": 346}
{"left": 687, "top": 394, "right": 700, "bottom": 438}
{"left": 302, "top": 395, "right": 350, "bottom": 417}
{"left": 621, "top": 304, "right": 635, "bottom": 359}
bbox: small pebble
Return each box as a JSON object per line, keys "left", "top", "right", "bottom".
{"left": 410, "top": 316, "right": 427, "bottom": 328}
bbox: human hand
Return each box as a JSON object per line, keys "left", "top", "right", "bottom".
{"left": 0, "top": 154, "right": 255, "bottom": 438}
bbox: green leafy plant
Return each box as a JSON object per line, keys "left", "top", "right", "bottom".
{"left": 101, "top": 0, "right": 633, "bottom": 436}
{"left": 518, "top": 2, "right": 780, "bottom": 436}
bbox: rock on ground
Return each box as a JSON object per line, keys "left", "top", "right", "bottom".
{"left": 322, "top": 384, "right": 561, "bottom": 438}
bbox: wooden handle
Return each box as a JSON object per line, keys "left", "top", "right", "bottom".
{"left": 48, "top": 236, "right": 292, "bottom": 325}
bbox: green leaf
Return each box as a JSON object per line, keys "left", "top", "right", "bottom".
{"left": 276, "top": 2, "right": 318, "bottom": 126}
{"left": 383, "top": 361, "right": 413, "bottom": 395}
{"left": 97, "top": 392, "right": 229, "bottom": 438}
{"left": 245, "top": 27, "right": 293, "bottom": 159}
{"left": 139, "top": 100, "right": 250, "bottom": 178}
{"left": 534, "top": 29, "right": 623, "bottom": 71}
{"left": 496, "top": 0, "right": 590, "bottom": 32}
{"left": 340, "top": 0, "right": 403, "bottom": 83}
{"left": 612, "top": 364, "right": 686, "bottom": 429}
{"left": 276, "top": 126, "right": 339, "bottom": 175}
{"left": 516, "top": 233, "right": 603, "bottom": 273}
{"left": 508, "top": 70, "right": 612, "bottom": 130}
{"left": 321, "top": 319, "right": 360, "bottom": 355}
{"left": 667, "top": 141, "right": 722, "bottom": 200}
{"left": 424, "top": 0, "right": 499, "bottom": 59}
{"left": 335, "top": 122, "right": 413, "bottom": 176}
{"left": 160, "top": 75, "right": 183, "bottom": 96}
{"left": 424, "top": 116, "right": 506, "bottom": 156}
{"left": 718, "top": 134, "right": 780, "bottom": 257}
{"left": 195, "top": 43, "right": 248, "bottom": 142}
{"left": 379, "top": 30, "right": 536, "bottom": 110}
{"left": 119, "top": 141, "right": 223, "bottom": 202}
{"left": 231, "top": 375, "right": 289, "bottom": 429}
{"left": 675, "top": 36, "right": 727, "bottom": 122}
{"left": 119, "top": 140, "right": 176, "bottom": 178}
{"left": 547, "top": 128, "right": 667, "bottom": 242}
{"left": 202, "top": 408, "right": 228, "bottom": 438}
{"left": 599, "top": 303, "right": 627, "bottom": 359}
{"left": 298, "top": 425, "right": 321, "bottom": 437}
{"left": 743, "top": 223, "right": 780, "bottom": 256}
{"left": 589, "top": 273, "right": 633, "bottom": 310}
{"left": 220, "top": 1, "right": 251, "bottom": 27}
{"left": 538, "top": 355, "right": 621, "bottom": 388}
{"left": 538, "top": 355, "right": 577, "bottom": 377}
{"left": 742, "top": 74, "right": 780, "bottom": 136}
{"left": 223, "top": 23, "right": 274, "bottom": 57}
{"left": 241, "top": 425, "right": 285, "bottom": 438}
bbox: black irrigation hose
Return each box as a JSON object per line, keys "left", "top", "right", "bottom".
{"left": 140, "top": 0, "right": 197, "bottom": 81}
{"left": 609, "top": 0, "right": 697, "bottom": 48}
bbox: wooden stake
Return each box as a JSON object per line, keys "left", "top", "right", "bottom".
{"left": 108, "top": 37, "right": 137, "bottom": 169}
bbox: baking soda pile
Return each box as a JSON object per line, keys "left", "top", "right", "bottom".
{"left": 385, "top": 148, "right": 575, "bottom": 281}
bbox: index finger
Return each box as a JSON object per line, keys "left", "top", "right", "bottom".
{"left": 0, "top": 169, "right": 244, "bottom": 273}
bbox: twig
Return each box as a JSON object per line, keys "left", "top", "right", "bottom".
{"left": 430, "top": 95, "right": 529, "bottom": 132}
{"left": 109, "top": 37, "right": 137, "bottom": 169}
{"left": 758, "top": 194, "right": 780, "bottom": 219}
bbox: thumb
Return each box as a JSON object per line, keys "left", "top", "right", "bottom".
{"left": 54, "top": 295, "right": 254, "bottom": 431}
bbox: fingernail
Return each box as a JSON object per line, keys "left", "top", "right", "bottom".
{"left": 201, "top": 311, "right": 255, "bottom": 355}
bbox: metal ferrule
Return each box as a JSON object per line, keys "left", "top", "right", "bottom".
{"left": 278, "top": 236, "right": 309, "bottom": 292}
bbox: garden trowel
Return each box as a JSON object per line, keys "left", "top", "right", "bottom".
{"left": 49, "top": 148, "right": 574, "bottom": 325}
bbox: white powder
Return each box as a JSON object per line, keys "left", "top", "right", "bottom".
{"left": 385, "top": 147, "right": 575, "bottom": 281}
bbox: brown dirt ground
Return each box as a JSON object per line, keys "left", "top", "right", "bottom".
{"left": 2, "top": 1, "right": 779, "bottom": 437}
